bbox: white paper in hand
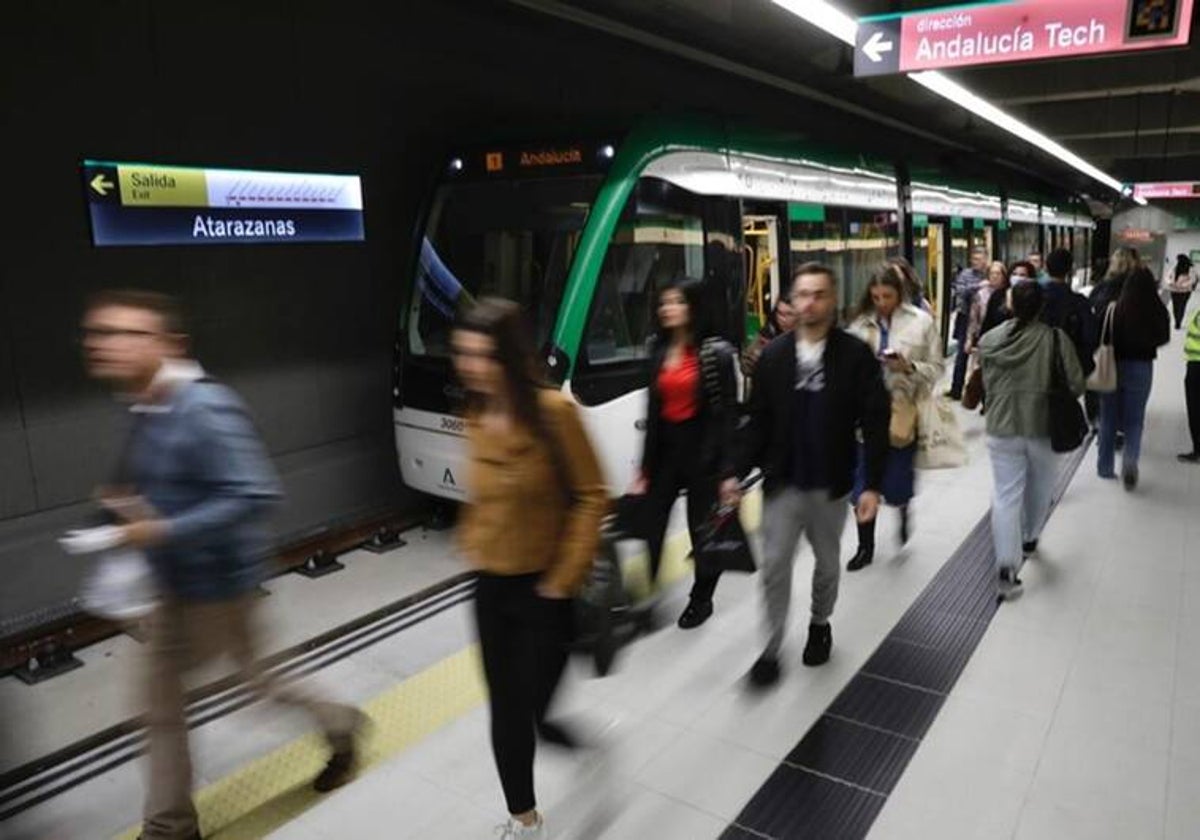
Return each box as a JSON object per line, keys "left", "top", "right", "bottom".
{"left": 59, "top": 525, "right": 124, "bottom": 556}
{"left": 78, "top": 549, "right": 158, "bottom": 621}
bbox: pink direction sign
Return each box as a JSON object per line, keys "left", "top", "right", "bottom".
{"left": 1133, "top": 182, "right": 1200, "bottom": 199}
{"left": 854, "top": 0, "right": 1195, "bottom": 77}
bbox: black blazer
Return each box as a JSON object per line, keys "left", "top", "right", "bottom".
{"left": 641, "top": 337, "right": 738, "bottom": 481}
{"left": 737, "top": 329, "right": 890, "bottom": 499}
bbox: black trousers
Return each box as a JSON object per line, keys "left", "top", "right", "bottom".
{"left": 950, "top": 311, "right": 969, "bottom": 397}
{"left": 1172, "top": 293, "right": 1192, "bottom": 329}
{"left": 1187, "top": 362, "right": 1200, "bottom": 454}
{"left": 644, "top": 419, "right": 721, "bottom": 602}
{"left": 475, "top": 573, "right": 573, "bottom": 815}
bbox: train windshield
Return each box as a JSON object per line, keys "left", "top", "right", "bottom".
{"left": 406, "top": 176, "right": 602, "bottom": 360}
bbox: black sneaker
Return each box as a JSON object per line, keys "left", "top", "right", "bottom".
{"left": 748, "top": 654, "right": 781, "bottom": 689}
{"left": 677, "top": 599, "right": 713, "bottom": 629}
{"left": 846, "top": 546, "right": 874, "bottom": 572}
{"left": 997, "top": 568, "right": 1024, "bottom": 603}
{"left": 1177, "top": 452, "right": 1200, "bottom": 464}
{"left": 1022, "top": 540, "right": 1038, "bottom": 557}
{"left": 802, "top": 623, "right": 832, "bottom": 666}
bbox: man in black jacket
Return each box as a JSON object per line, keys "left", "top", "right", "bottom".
{"left": 726, "top": 263, "right": 890, "bottom": 688}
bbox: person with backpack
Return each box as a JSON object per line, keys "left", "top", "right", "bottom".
{"left": 1096, "top": 267, "right": 1171, "bottom": 489}
{"left": 453, "top": 298, "right": 608, "bottom": 839}
{"left": 629, "top": 276, "right": 738, "bottom": 629}
{"left": 979, "top": 283, "right": 1086, "bottom": 601}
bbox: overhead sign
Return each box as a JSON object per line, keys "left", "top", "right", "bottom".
{"left": 854, "top": 0, "right": 1194, "bottom": 77}
{"left": 82, "top": 160, "right": 365, "bottom": 247}
{"left": 1133, "top": 181, "right": 1200, "bottom": 200}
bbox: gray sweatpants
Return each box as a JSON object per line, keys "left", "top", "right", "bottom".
{"left": 760, "top": 486, "right": 849, "bottom": 657}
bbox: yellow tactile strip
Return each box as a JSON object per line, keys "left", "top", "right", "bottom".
{"left": 115, "top": 495, "right": 761, "bottom": 839}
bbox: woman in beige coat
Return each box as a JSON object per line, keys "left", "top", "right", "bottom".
{"left": 844, "top": 265, "right": 945, "bottom": 570}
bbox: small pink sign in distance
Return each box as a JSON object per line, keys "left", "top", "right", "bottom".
{"left": 1133, "top": 182, "right": 1200, "bottom": 200}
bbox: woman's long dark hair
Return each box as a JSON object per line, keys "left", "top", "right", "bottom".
{"left": 886, "top": 256, "right": 924, "bottom": 304}
{"left": 856, "top": 263, "right": 907, "bottom": 318}
{"left": 455, "top": 297, "right": 546, "bottom": 434}
{"left": 1115, "top": 266, "right": 1164, "bottom": 327}
{"left": 655, "top": 275, "right": 708, "bottom": 344}
{"left": 1009, "top": 281, "right": 1045, "bottom": 335}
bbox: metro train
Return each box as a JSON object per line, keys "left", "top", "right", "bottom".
{"left": 393, "top": 117, "right": 1093, "bottom": 500}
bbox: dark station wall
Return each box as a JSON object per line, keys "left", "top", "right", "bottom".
{"left": 0, "top": 0, "right": 985, "bottom": 627}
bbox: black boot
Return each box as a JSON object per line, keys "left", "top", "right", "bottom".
{"left": 847, "top": 519, "right": 875, "bottom": 571}
{"left": 802, "top": 622, "right": 833, "bottom": 666}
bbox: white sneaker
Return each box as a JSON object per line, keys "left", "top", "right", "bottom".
{"left": 495, "top": 814, "right": 545, "bottom": 838}
{"left": 997, "top": 568, "right": 1024, "bottom": 602}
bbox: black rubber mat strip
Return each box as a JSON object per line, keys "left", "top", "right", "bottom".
{"left": 724, "top": 437, "right": 1093, "bottom": 839}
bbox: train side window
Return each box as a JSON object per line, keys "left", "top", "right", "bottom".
{"left": 573, "top": 179, "right": 706, "bottom": 406}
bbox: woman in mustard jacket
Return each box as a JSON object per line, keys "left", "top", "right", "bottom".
{"left": 452, "top": 298, "right": 608, "bottom": 839}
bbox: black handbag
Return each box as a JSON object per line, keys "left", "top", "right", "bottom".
{"left": 690, "top": 473, "right": 761, "bottom": 577}
{"left": 691, "top": 504, "right": 756, "bottom": 577}
{"left": 570, "top": 523, "right": 638, "bottom": 677}
{"left": 1049, "top": 329, "right": 1088, "bottom": 453}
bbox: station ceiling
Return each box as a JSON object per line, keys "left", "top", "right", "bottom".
{"left": 510, "top": 0, "right": 1198, "bottom": 209}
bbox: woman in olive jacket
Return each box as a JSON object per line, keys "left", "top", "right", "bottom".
{"left": 453, "top": 298, "right": 608, "bottom": 838}
{"left": 980, "top": 282, "right": 1085, "bottom": 600}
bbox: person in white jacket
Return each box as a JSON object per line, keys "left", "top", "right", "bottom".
{"left": 844, "top": 265, "right": 945, "bottom": 570}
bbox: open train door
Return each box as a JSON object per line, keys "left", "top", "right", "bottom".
{"left": 741, "top": 201, "right": 789, "bottom": 342}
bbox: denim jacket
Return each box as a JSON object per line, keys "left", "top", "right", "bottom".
{"left": 125, "top": 364, "right": 282, "bottom": 600}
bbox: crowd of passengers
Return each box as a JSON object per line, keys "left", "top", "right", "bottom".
{"left": 452, "top": 246, "right": 1197, "bottom": 836}
{"left": 80, "top": 244, "right": 1197, "bottom": 839}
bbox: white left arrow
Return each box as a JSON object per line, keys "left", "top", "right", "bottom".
{"left": 863, "top": 30, "right": 894, "bottom": 63}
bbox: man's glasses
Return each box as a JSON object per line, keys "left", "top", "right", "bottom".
{"left": 79, "top": 326, "right": 160, "bottom": 342}
{"left": 450, "top": 347, "right": 497, "bottom": 360}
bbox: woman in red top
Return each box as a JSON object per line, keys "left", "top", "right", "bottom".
{"left": 631, "top": 277, "right": 738, "bottom": 629}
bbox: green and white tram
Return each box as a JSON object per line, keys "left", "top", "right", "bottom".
{"left": 395, "top": 118, "right": 1091, "bottom": 500}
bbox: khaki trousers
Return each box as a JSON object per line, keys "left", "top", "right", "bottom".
{"left": 141, "top": 593, "right": 359, "bottom": 840}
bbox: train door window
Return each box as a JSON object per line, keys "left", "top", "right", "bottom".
{"left": 573, "top": 177, "right": 706, "bottom": 406}
{"left": 924, "top": 220, "right": 950, "bottom": 342}
{"left": 950, "top": 217, "right": 970, "bottom": 278}
{"left": 844, "top": 208, "right": 900, "bottom": 317}
{"left": 788, "top": 204, "right": 831, "bottom": 284}
{"left": 703, "top": 196, "right": 747, "bottom": 347}
{"left": 743, "top": 215, "right": 781, "bottom": 337}
{"left": 407, "top": 176, "right": 599, "bottom": 361}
